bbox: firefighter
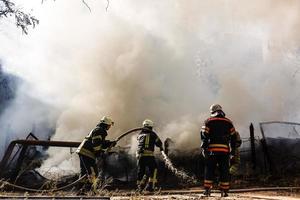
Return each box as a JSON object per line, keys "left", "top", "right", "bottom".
{"left": 136, "top": 119, "right": 163, "bottom": 192}
{"left": 200, "top": 104, "right": 237, "bottom": 197}
{"left": 230, "top": 131, "right": 242, "bottom": 176}
{"left": 76, "top": 116, "right": 117, "bottom": 193}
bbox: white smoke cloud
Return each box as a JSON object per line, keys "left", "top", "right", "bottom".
{"left": 1, "top": 0, "right": 300, "bottom": 170}
{"left": 0, "top": 77, "right": 59, "bottom": 159}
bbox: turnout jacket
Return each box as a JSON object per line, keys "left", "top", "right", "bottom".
{"left": 236, "top": 131, "right": 242, "bottom": 148}
{"left": 137, "top": 128, "right": 163, "bottom": 157}
{"left": 76, "top": 124, "right": 113, "bottom": 160}
{"left": 201, "top": 115, "right": 237, "bottom": 155}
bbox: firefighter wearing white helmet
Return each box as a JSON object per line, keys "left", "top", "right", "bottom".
{"left": 136, "top": 119, "right": 163, "bottom": 192}
{"left": 210, "top": 104, "right": 225, "bottom": 117}
{"left": 200, "top": 104, "right": 237, "bottom": 197}
{"left": 100, "top": 116, "right": 114, "bottom": 126}
{"left": 76, "top": 116, "right": 117, "bottom": 194}
{"left": 143, "top": 119, "right": 154, "bottom": 128}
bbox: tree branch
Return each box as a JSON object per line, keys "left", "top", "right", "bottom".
{"left": 82, "top": 0, "right": 91, "bottom": 12}
{"left": 106, "top": 0, "right": 110, "bottom": 11}
{"left": 0, "top": 0, "right": 39, "bottom": 34}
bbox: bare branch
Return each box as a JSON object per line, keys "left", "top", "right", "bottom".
{"left": 106, "top": 0, "right": 109, "bottom": 11}
{"left": 0, "top": 0, "right": 39, "bottom": 34}
{"left": 1, "top": 0, "right": 107, "bottom": 34}
{"left": 82, "top": 0, "right": 91, "bottom": 12}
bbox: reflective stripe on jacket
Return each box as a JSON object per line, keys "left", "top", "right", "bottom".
{"left": 208, "top": 143, "right": 230, "bottom": 153}
{"left": 137, "top": 128, "right": 163, "bottom": 157}
{"left": 76, "top": 124, "right": 110, "bottom": 159}
{"left": 201, "top": 115, "right": 237, "bottom": 155}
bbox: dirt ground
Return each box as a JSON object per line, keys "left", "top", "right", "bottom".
{"left": 111, "top": 191, "right": 300, "bottom": 200}
{"left": 0, "top": 191, "right": 300, "bottom": 199}
{"left": 144, "top": 192, "right": 299, "bottom": 200}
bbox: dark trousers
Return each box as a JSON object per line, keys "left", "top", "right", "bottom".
{"left": 78, "top": 154, "right": 99, "bottom": 192}
{"left": 204, "top": 154, "right": 230, "bottom": 191}
{"left": 137, "top": 156, "right": 158, "bottom": 189}
{"left": 79, "top": 155, "right": 98, "bottom": 177}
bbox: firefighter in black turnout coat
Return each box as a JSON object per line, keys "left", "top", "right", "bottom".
{"left": 136, "top": 119, "right": 163, "bottom": 192}
{"left": 201, "top": 104, "right": 237, "bottom": 197}
{"left": 76, "top": 116, "right": 116, "bottom": 192}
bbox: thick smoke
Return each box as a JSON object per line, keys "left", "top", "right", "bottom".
{"left": 0, "top": 62, "right": 58, "bottom": 159}
{"left": 1, "top": 0, "right": 300, "bottom": 171}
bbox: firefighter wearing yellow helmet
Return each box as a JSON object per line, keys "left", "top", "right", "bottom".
{"left": 136, "top": 119, "right": 163, "bottom": 192}
{"left": 201, "top": 104, "right": 237, "bottom": 197}
{"left": 76, "top": 116, "right": 117, "bottom": 193}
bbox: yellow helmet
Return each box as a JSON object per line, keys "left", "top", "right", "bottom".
{"left": 143, "top": 119, "right": 154, "bottom": 128}
{"left": 100, "top": 116, "right": 114, "bottom": 126}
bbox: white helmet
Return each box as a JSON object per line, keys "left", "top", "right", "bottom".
{"left": 100, "top": 116, "right": 114, "bottom": 126}
{"left": 210, "top": 104, "right": 223, "bottom": 116}
{"left": 143, "top": 119, "right": 154, "bottom": 128}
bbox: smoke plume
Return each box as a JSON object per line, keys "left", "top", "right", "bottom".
{"left": 1, "top": 0, "right": 300, "bottom": 171}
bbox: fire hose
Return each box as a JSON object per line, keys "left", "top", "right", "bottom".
{"left": 0, "top": 174, "right": 87, "bottom": 192}
{"left": 110, "top": 127, "right": 197, "bottom": 184}
{"left": 0, "top": 127, "right": 195, "bottom": 192}
{"left": 0, "top": 128, "right": 144, "bottom": 192}
{"left": 104, "top": 127, "right": 143, "bottom": 153}
{"left": 2, "top": 178, "right": 300, "bottom": 195}
{"left": 114, "top": 127, "right": 143, "bottom": 142}
{"left": 2, "top": 128, "right": 300, "bottom": 194}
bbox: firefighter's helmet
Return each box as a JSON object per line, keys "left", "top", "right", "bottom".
{"left": 210, "top": 104, "right": 223, "bottom": 116}
{"left": 100, "top": 116, "right": 114, "bottom": 126}
{"left": 143, "top": 119, "right": 154, "bottom": 128}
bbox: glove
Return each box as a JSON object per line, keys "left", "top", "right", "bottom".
{"left": 201, "top": 148, "right": 208, "bottom": 158}
{"left": 230, "top": 155, "right": 236, "bottom": 165}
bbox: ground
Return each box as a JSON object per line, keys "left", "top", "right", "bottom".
{"left": 124, "top": 191, "right": 300, "bottom": 200}
{"left": 0, "top": 190, "right": 300, "bottom": 199}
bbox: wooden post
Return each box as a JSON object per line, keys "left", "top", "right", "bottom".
{"left": 250, "top": 123, "right": 256, "bottom": 170}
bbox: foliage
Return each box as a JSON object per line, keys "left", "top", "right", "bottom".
{"left": 0, "top": 0, "right": 39, "bottom": 34}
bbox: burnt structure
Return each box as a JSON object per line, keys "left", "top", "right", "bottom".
{"left": 0, "top": 133, "right": 80, "bottom": 189}
{"left": 259, "top": 121, "right": 300, "bottom": 175}
{"left": 1, "top": 122, "right": 300, "bottom": 191}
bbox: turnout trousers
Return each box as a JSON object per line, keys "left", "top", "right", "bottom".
{"left": 79, "top": 155, "right": 98, "bottom": 177}
{"left": 137, "top": 156, "right": 158, "bottom": 190}
{"left": 204, "top": 154, "right": 230, "bottom": 191}
{"left": 78, "top": 154, "right": 98, "bottom": 191}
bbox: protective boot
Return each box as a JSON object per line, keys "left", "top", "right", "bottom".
{"left": 91, "top": 176, "right": 99, "bottom": 193}
{"left": 76, "top": 188, "right": 86, "bottom": 196}
{"left": 203, "top": 189, "right": 211, "bottom": 197}
{"left": 145, "top": 183, "right": 154, "bottom": 192}
{"left": 137, "top": 184, "right": 143, "bottom": 193}
{"left": 137, "top": 179, "right": 146, "bottom": 193}
{"left": 221, "top": 190, "right": 229, "bottom": 197}
{"left": 76, "top": 176, "right": 89, "bottom": 195}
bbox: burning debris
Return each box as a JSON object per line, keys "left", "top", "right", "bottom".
{"left": 0, "top": 121, "right": 299, "bottom": 194}
{"left": 1, "top": 1, "right": 300, "bottom": 199}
